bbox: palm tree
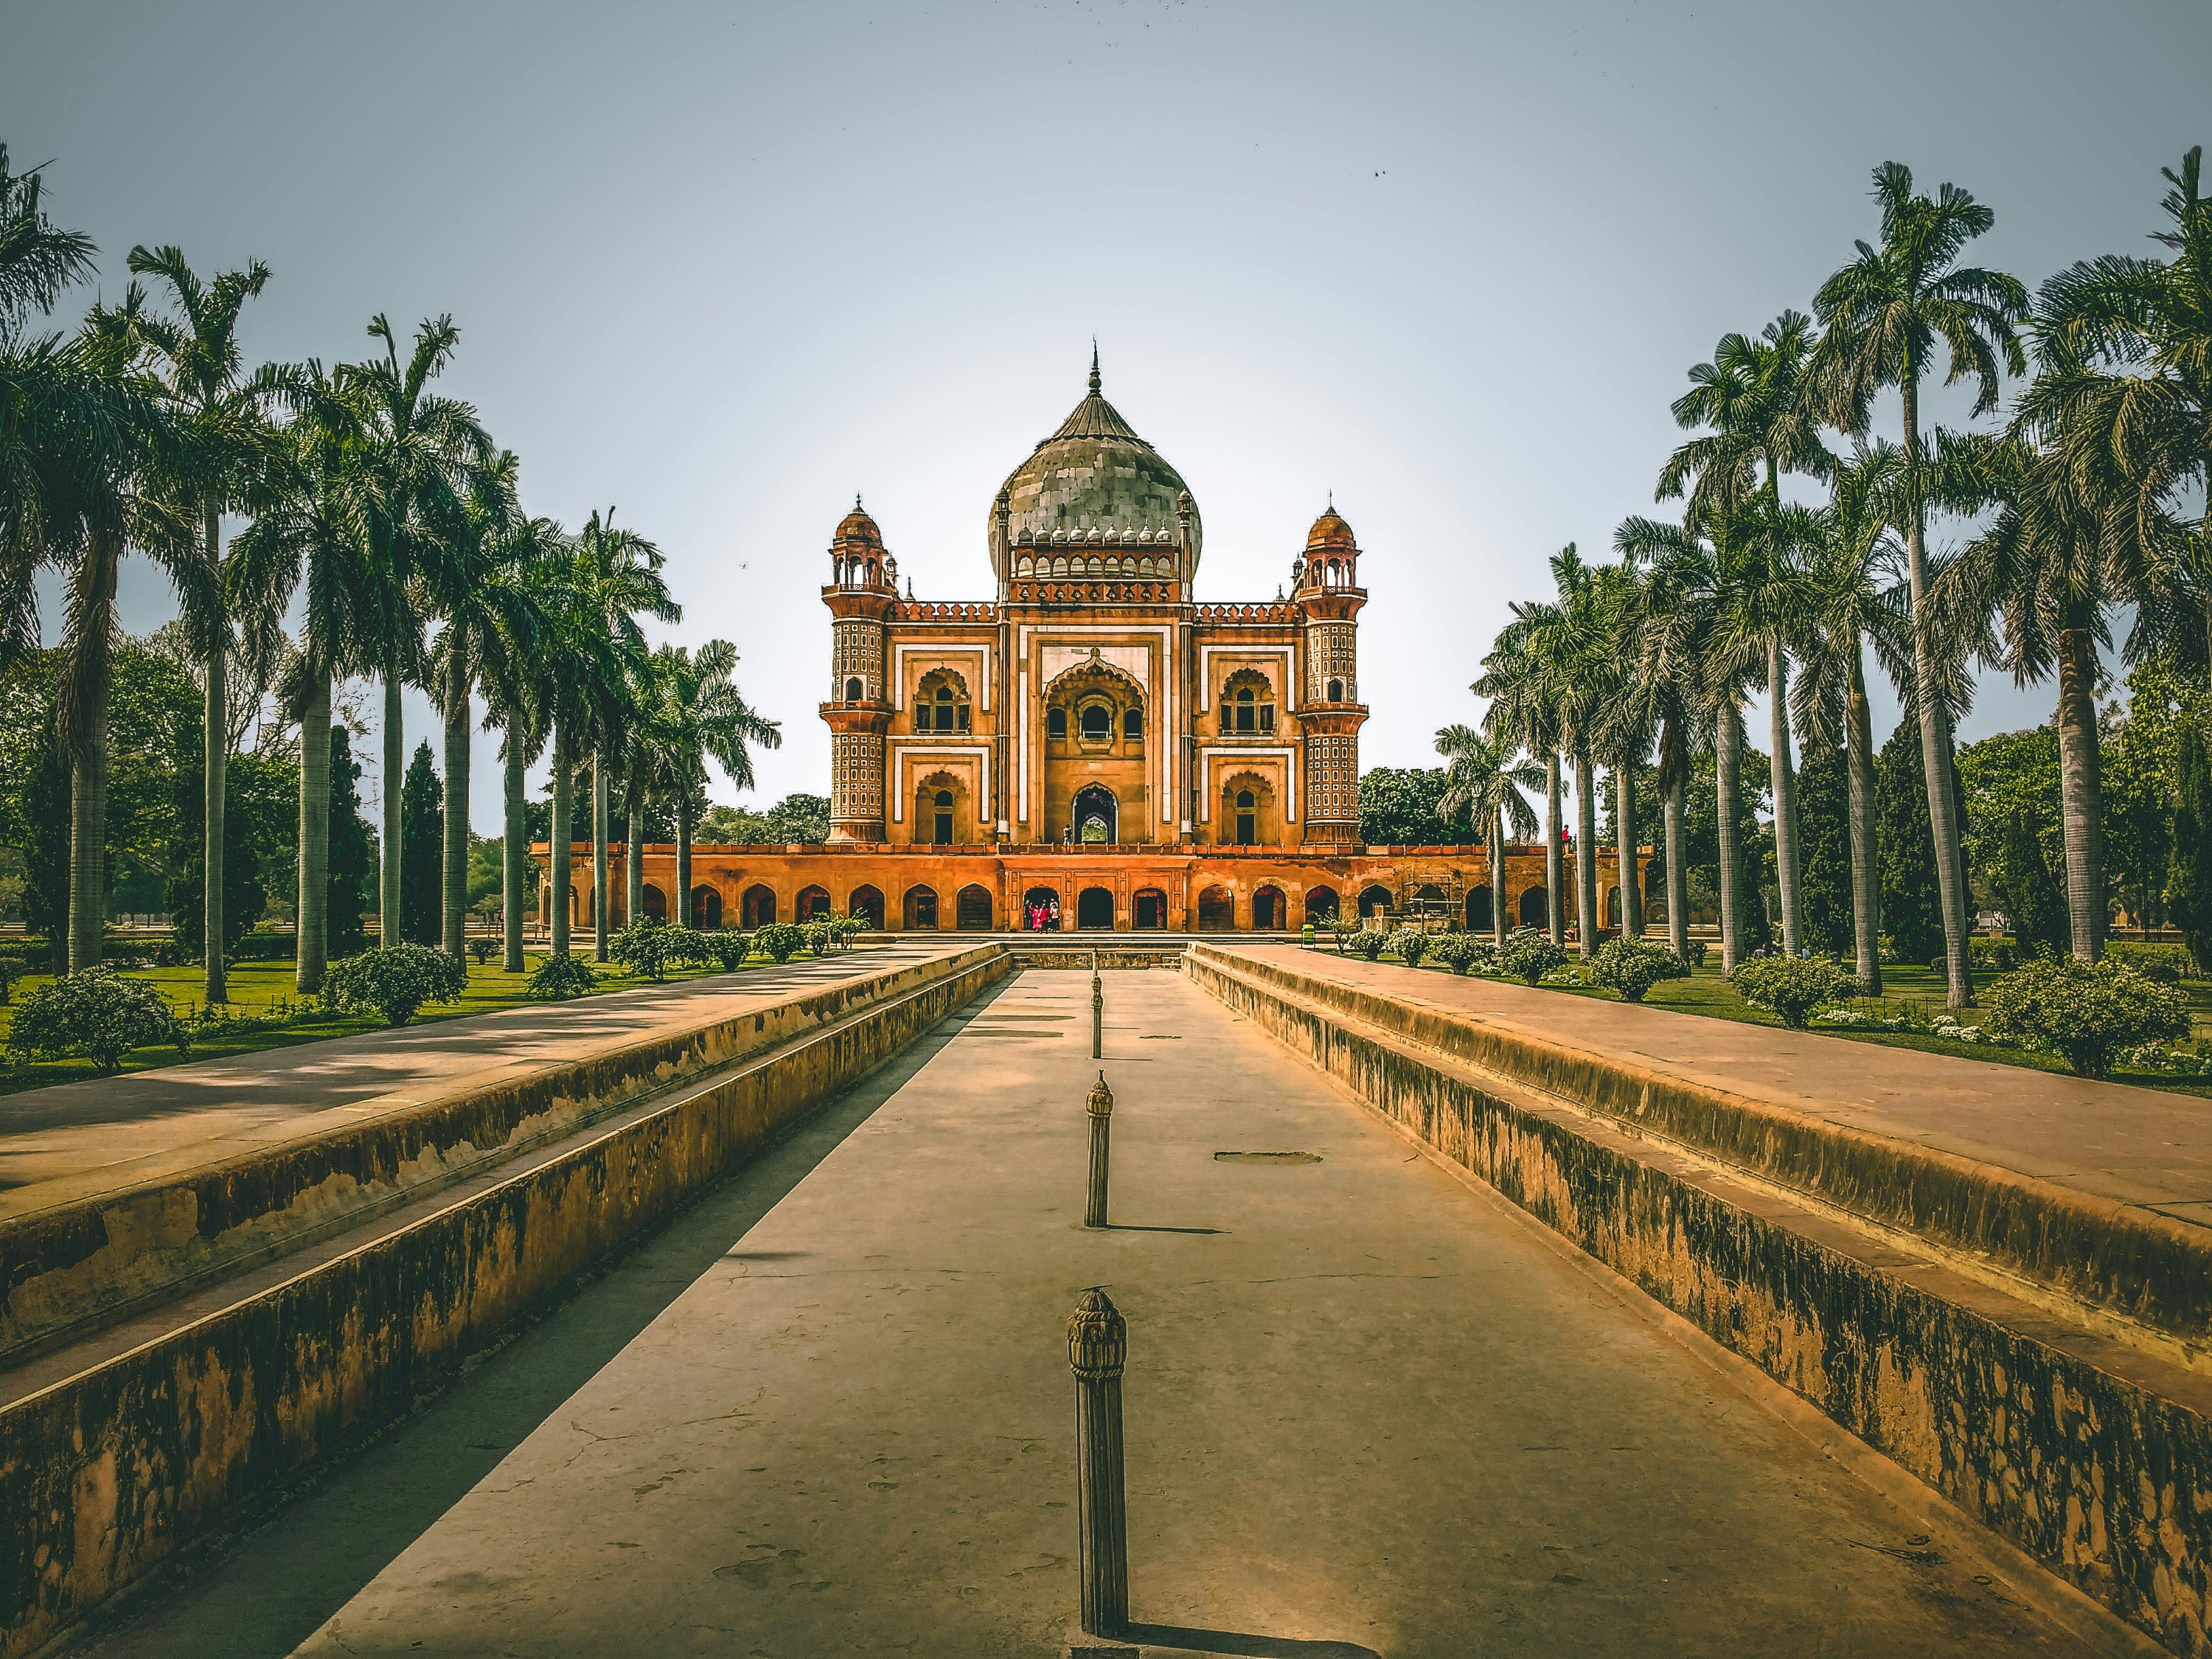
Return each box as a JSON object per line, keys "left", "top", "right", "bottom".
{"left": 232, "top": 364, "right": 378, "bottom": 992}
{"left": 1476, "top": 606, "right": 1567, "bottom": 945}
{"left": 640, "top": 640, "right": 781, "bottom": 929}
{"left": 1436, "top": 723, "right": 1542, "bottom": 950}
{"left": 334, "top": 314, "right": 491, "bottom": 950}
{"left": 473, "top": 514, "right": 566, "bottom": 972}
{"left": 1811, "top": 161, "right": 2028, "bottom": 1006}
{"left": 94, "top": 246, "right": 274, "bottom": 1001}
{"left": 1615, "top": 518, "right": 1716, "bottom": 961}
{"left": 1790, "top": 445, "right": 1909, "bottom": 991}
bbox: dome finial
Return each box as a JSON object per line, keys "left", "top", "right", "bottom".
{"left": 1088, "top": 339, "right": 1101, "bottom": 395}
{"left": 855, "top": 492, "right": 863, "bottom": 511}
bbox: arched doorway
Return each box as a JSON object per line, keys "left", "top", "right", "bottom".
{"left": 1133, "top": 888, "right": 1166, "bottom": 929}
{"left": 902, "top": 886, "right": 938, "bottom": 930}
{"left": 956, "top": 884, "right": 994, "bottom": 931}
{"left": 1234, "top": 789, "right": 1258, "bottom": 846}
{"left": 1071, "top": 784, "right": 1116, "bottom": 845}
{"left": 796, "top": 886, "right": 832, "bottom": 922}
{"left": 1358, "top": 884, "right": 1394, "bottom": 918}
{"left": 1022, "top": 887, "right": 1062, "bottom": 931}
{"left": 1253, "top": 886, "right": 1286, "bottom": 930}
{"left": 1466, "top": 886, "right": 1493, "bottom": 931}
{"left": 1520, "top": 886, "right": 1548, "bottom": 927}
{"left": 641, "top": 883, "right": 667, "bottom": 922}
{"left": 848, "top": 885, "right": 885, "bottom": 930}
{"left": 692, "top": 886, "right": 723, "bottom": 929}
{"left": 1077, "top": 887, "right": 1115, "bottom": 929}
{"left": 1304, "top": 886, "right": 1339, "bottom": 923}
{"left": 1197, "top": 886, "right": 1235, "bottom": 931}
{"left": 741, "top": 885, "right": 775, "bottom": 928}
{"left": 1605, "top": 886, "right": 1622, "bottom": 928}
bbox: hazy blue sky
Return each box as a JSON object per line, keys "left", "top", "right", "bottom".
{"left": 8, "top": 0, "right": 2209, "bottom": 831}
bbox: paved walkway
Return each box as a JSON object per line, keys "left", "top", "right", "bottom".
{"left": 1236, "top": 945, "right": 2212, "bottom": 1234}
{"left": 282, "top": 969, "right": 2138, "bottom": 1658}
{"left": 0, "top": 943, "right": 961, "bottom": 1214}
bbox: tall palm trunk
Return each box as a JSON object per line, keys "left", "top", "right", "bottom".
{"left": 296, "top": 672, "right": 332, "bottom": 994}
{"left": 1715, "top": 703, "right": 1745, "bottom": 973}
{"left": 1664, "top": 773, "right": 1689, "bottom": 961}
{"left": 1902, "top": 377, "right": 1974, "bottom": 1006}
{"left": 380, "top": 669, "right": 403, "bottom": 949}
{"left": 442, "top": 628, "right": 470, "bottom": 961}
{"left": 1490, "top": 810, "right": 1507, "bottom": 951}
{"left": 550, "top": 725, "right": 573, "bottom": 958}
{"left": 65, "top": 533, "right": 121, "bottom": 975}
{"left": 1846, "top": 650, "right": 1882, "bottom": 994}
{"left": 2056, "top": 614, "right": 2107, "bottom": 961}
{"left": 1617, "top": 762, "right": 1644, "bottom": 941}
{"left": 592, "top": 753, "right": 611, "bottom": 961}
{"left": 1767, "top": 638, "right": 1804, "bottom": 955}
{"left": 1543, "top": 752, "right": 1564, "bottom": 945}
{"left": 626, "top": 801, "right": 644, "bottom": 928}
{"left": 1573, "top": 752, "right": 1598, "bottom": 956}
{"left": 203, "top": 506, "right": 229, "bottom": 1001}
{"left": 676, "top": 801, "right": 695, "bottom": 931}
{"left": 502, "top": 736, "right": 526, "bottom": 973}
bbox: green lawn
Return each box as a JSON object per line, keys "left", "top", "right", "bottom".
{"left": 0, "top": 948, "right": 848, "bottom": 1099}
{"left": 1381, "top": 953, "right": 2212, "bottom": 1098}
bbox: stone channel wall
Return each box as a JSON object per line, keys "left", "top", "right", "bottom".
{"left": 1185, "top": 943, "right": 2212, "bottom": 1655}
{"left": 0, "top": 947, "right": 1012, "bottom": 1659}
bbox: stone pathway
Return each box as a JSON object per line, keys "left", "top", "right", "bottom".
{"left": 280, "top": 969, "right": 2139, "bottom": 1658}
{"left": 0, "top": 943, "right": 961, "bottom": 1209}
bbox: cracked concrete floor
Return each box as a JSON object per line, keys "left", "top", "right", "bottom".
{"left": 284, "top": 969, "right": 2148, "bottom": 1658}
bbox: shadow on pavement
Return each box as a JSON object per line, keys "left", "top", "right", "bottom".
{"left": 1125, "top": 1623, "right": 1382, "bottom": 1658}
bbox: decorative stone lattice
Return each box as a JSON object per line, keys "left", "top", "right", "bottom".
{"left": 1306, "top": 733, "right": 1359, "bottom": 821}
{"left": 832, "top": 620, "right": 882, "bottom": 701}
{"left": 1306, "top": 622, "right": 1357, "bottom": 703}
{"left": 832, "top": 731, "right": 885, "bottom": 824}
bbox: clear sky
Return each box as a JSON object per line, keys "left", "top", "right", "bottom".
{"left": 8, "top": 0, "right": 2208, "bottom": 832}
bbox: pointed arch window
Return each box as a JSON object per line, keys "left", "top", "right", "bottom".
{"left": 933, "top": 789, "right": 955, "bottom": 846}
{"left": 1237, "top": 788, "right": 1257, "bottom": 846}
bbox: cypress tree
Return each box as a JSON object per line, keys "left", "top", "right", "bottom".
{"left": 399, "top": 740, "right": 444, "bottom": 947}
{"left": 1795, "top": 746, "right": 1854, "bottom": 956}
{"left": 1877, "top": 718, "right": 1945, "bottom": 964}
{"left": 2168, "top": 723, "right": 2212, "bottom": 973}
{"left": 326, "top": 726, "right": 375, "bottom": 959}
{"left": 2001, "top": 807, "right": 2068, "bottom": 957}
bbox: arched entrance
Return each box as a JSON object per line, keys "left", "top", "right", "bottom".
{"left": 956, "top": 884, "right": 994, "bottom": 931}
{"left": 848, "top": 885, "right": 885, "bottom": 930}
{"left": 692, "top": 886, "right": 723, "bottom": 929}
{"left": 1466, "top": 886, "right": 1494, "bottom": 931}
{"left": 1071, "top": 784, "right": 1117, "bottom": 845}
{"left": 903, "top": 886, "right": 938, "bottom": 930}
{"left": 1022, "top": 887, "right": 1062, "bottom": 931}
{"left": 1077, "top": 887, "right": 1115, "bottom": 929}
{"left": 741, "top": 885, "right": 775, "bottom": 928}
{"left": 641, "top": 883, "right": 667, "bottom": 922}
{"left": 1358, "top": 884, "right": 1394, "bottom": 918}
{"left": 796, "top": 886, "right": 832, "bottom": 922}
{"left": 1304, "top": 886, "right": 1339, "bottom": 923}
{"left": 1133, "top": 888, "right": 1166, "bottom": 929}
{"left": 1253, "top": 886, "right": 1286, "bottom": 930}
{"left": 1197, "top": 886, "right": 1235, "bottom": 931}
{"left": 1605, "top": 886, "right": 1622, "bottom": 928}
{"left": 1520, "top": 886, "right": 1548, "bottom": 927}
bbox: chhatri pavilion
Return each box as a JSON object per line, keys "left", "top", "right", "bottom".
{"left": 541, "top": 356, "right": 1634, "bottom": 934}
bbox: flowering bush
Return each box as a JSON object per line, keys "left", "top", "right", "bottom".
{"left": 1388, "top": 928, "right": 1432, "bottom": 968}
{"left": 4, "top": 967, "right": 186, "bottom": 1071}
{"left": 1984, "top": 955, "right": 2190, "bottom": 1078}
{"left": 1498, "top": 928, "right": 1567, "bottom": 985}
{"left": 527, "top": 952, "right": 599, "bottom": 1001}
{"left": 1589, "top": 938, "right": 1689, "bottom": 1004}
{"left": 1430, "top": 933, "right": 1495, "bottom": 976}
{"left": 1349, "top": 928, "right": 1389, "bottom": 962}
{"left": 610, "top": 919, "right": 678, "bottom": 982}
{"left": 323, "top": 946, "right": 469, "bottom": 1028}
{"left": 1729, "top": 957, "right": 1854, "bottom": 1029}
{"left": 754, "top": 922, "right": 804, "bottom": 964}
{"left": 706, "top": 930, "right": 752, "bottom": 971}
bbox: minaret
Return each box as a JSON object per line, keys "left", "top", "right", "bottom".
{"left": 1293, "top": 500, "right": 1368, "bottom": 846}
{"left": 820, "top": 497, "right": 894, "bottom": 844}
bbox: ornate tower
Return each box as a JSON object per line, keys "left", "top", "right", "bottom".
{"left": 1292, "top": 504, "right": 1368, "bottom": 846}
{"left": 820, "top": 498, "right": 894, "bottom": 844}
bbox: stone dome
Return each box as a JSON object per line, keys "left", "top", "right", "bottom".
{"left": 992, "top": 351, "right": 1200, "bottom": 581}
{"left": 832, "top": 496, "right": 883, "bottom": 549}
{"left": 1305, "top": 503, "right": 1356, "bottom": 553}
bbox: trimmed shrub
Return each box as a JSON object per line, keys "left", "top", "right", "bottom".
{"left": 469, "top": 938, "right": 497, "bottom": 966}
{"left": 2107, "top": 941, "right": 2190, "bottom": 984}
{"left": 1498, "top": 928, "right": 1567, "bottom": 985}
{"left": 527, "top": 951, "right": 599, "bottom": 1001}
{"left": 709, "top": 930, "right": 752, "bottom": 971}
{"left": 1985, "top": 954, "right": 2190, "bottom": 1078}
{"left": 4, "top": 967, "right": 186, "bottom": 1072}
{"left": 1349, "top": 928, "right": 1388, "bottom": 962}
{"left": 0, "top": 954, "right": 24, "bottom": 1005}
{"left": 1388, "top": 928, "right": 1431, "bottom": 968}
{"left": 323, "top": 945, "right": 469, "bottom": 1027}
{"left": 610, "top": 919, "right": 678, "bottom": 982}
{"left": 1681, "top": 939, "right": 1708, "bottom": 969}
{"left": 1729, "top": 957, "right": 1853, "bottom": 1029}
{"left": 755, "top": 922, "right": 804, "bottom": 964}
{"left": 1430, "top": 932, "right": 1495, "bottom": 976}
{"left": 1590, "top": 937, "right": 1689, "bottom": 1004}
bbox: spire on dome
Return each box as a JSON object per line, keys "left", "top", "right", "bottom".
{"left": 1088, "top": 340, "right": 1101, "bottom": 394}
